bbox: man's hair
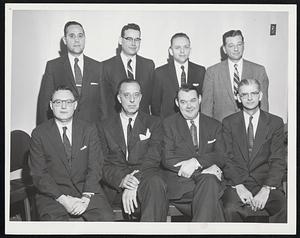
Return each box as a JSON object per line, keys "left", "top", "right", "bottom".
{"left": 222, "top": 30, "right": 244, "bottom": 46}
{"left": 117, "top": 78, "right": 141, "bottom": 94}
{"left": 121, "top": 23, "right": 141, "bottom": 37}
{"left": 176, "top": 84, "right": 199, "bottom": 100}
{"left": 64, "top": 21, "right": 84, "bottom": 36}
{"left": 51, "top": 85, "right": 77, "bottom": 101}
{"left": 170, "top": 32, "right": 190, "bottom": 46}
{"left": 238, "top": 78, "right": 261, "bottom": 92}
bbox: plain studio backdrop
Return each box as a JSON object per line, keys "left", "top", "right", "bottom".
{"left": 9, "top": 6, "right": 288, "bottom": 136}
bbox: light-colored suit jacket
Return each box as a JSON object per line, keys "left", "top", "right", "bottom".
{"left": 201, "top": 59, "right": 269, "bottom": 122}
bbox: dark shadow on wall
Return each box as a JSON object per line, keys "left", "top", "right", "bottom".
{"left": 59, "top": 38, "right": 68, "bottom": 56}
{"left": 220, "top": 45, "right": 228, "bottom": 61}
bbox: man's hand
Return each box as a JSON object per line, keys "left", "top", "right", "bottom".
{"left": 122, "top": 188, "right": 138, "bottom": 215}
{"left": 174, "top": 158, "right": 200, "bottom": 178}
{"left": 69, "top": 196, "right": 90, "bottom": 216}
{"left": 120, "top": 170, "right": 140, "bottom": 190}
{"left": 201, "top": 164, "right": 222, "bottom": 181}
{"left": 252, "top": 186, "right": 270, "bottom": 211}
{"left": 235, "top": 184, "right": 254, "bottom": 208}
{"left": 56, "top": 195, "right": 82, "bottom": 213}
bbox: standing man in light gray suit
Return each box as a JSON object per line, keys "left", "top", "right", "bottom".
{"left": 201, "top": 30, "right": 269, "bottom": 122}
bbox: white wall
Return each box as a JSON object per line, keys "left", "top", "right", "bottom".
{"left": 9, "top": 6, "right": 289, "bottom": 135}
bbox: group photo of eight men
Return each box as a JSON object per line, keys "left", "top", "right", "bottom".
{"left": 28, "top": 21, "right": 286, "bottom": 222}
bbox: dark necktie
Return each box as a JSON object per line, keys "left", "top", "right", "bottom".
{"left": 247, "top": 116, "right": 254, "bottom": 157}
{"left": 62, "top": 126, "right": 72, "bottom": 168}
{"left": 190, "top": 120, "right": 198, "bottom": 149}
{"left": 127, "top": 59, "right": 134, "bottom": 80}
{"left": 126, "top": 118, "right": 133, "bottom": 159}
{"left": 233, "top": 64, "right": 240, "bottom": 98}
{"left": 181, "top": 65, "right": 186, "bottom": 86}
{"left": 74, "top": 58, "right": 83, "bottom": 95}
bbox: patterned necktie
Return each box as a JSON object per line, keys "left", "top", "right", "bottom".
{"left": 62, "top": 126, "right": 72, "bottom": 168}
{"left": 127, "top": 59, "right": 134, "bottom": 80}
{"left": 190, "top": 120, "right": 198, "bottom": 149}
{"left": 233, "top": 64, "right": 240, "bottom": 99}
{"left": 247, "top": 116, "right": 254, "bottom": 157}
{"left": 74, "top": 58, "right": 83, "bottom": 95}
{"left": 126, "top": 118, "right": 133, "bottom": 160}
{"left": 181, "top": 65, "right": 186, "bottom": 86}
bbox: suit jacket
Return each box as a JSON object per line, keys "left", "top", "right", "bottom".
{"left": 29, "top": 118, "right": 104, "bottom": 213}
{"left": 162, "top": 112, "right": 225, "bottom": 199}
{"left": 222, "top": 110, "right": 285, "bottom": 189}
{"left": 98, "top": 112, "right": 162, "bottom": 192}
{"left": 201, "top": 59, "right": 269, "bottom": 122}
{"left": 102, "top": 54, "right": 155, "bottom": 115}
{"left": 37, "top": 54, "right": 109, "bottom": 125}
{"left": 151, "top": 60, "right": 206, "bottom": 118}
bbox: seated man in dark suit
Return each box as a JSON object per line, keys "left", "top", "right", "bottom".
{"left": 152, "top": 32, "right": 206, "bottom": 118}
{"left": 102, "top": 23, "right": 155, "bottom": 116}
{"left": 29, "top": 86, "right": 113, "bottom": 221}
{"left": 37, "top": 21, "right": 109, "bottom": 125}
{"left": 222, "top": 79, "right": 286, "bottom": 222}
{"left": 162, "top": 85, "right": 225, "bottom": 222}
{"left": 98, "top": 79, "right": 168, "bottom": 222}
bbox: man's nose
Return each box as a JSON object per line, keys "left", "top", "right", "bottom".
{"left": 129, "top": 95, "right": 135, "bottom": 102}
{"left": 61, "top": 101, "right": 67, "bottom": 108}
{"left": 180, "top": 47, "right": 185, "bottom": 53}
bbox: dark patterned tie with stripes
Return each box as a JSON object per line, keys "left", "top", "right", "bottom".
{"left": 74, "top": 58, "right": 82, "bottom": 95}
{"left": 127, "top": 59, "right": 134, "bottom": 80}
{"left": 233, "top": 64, "right": 240, "bottom": 98}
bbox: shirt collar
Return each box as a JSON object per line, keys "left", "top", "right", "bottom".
{"left": 120, "top": 111, "right": 138, "bottom": 122}
{"left": 55, "top": 118, "right": 73, "bottom": 131}
{"left": 120, "top": 51, "right": 136, "bottom": 66}
{"left": 243, "top": 109, "right": 260, "bottom": 121}
{"left": 68, "top": 52, "right": 84, "bottom": 64}
{"left": 228, "top": 58, "right": 243, "bottom": 69}
{"left": 174, "top": 60, "right": 188, "bottom": 71}
{"left": 186, "top": 113, "right": 199, "bottom": 124}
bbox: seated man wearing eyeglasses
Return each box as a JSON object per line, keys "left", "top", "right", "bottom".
{"left": 102, "top": 23, "right": 155, "bottom": 116}
{"left": 98, "top": 79, "right": 168, "bottom": 222}
{"left": 222, "top": 79, "right": 286, "bottom": 222}
{"left": 29, "top": 86, "right": 114, "bottom": 221}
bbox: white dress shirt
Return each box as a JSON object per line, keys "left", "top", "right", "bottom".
{"left": 55, "top": 119, "right": 73, "bottom": 145}
{"left": 243, "top": 109, "right": 260, "bottom": 138}
{"left": 174, "top": 60, "right": 189, "bottom": 87}
{"left": 68, "top": 52, "right": 84, "bottom": 81}
{"left": 120, "top": 51, "right": 136, "bottom": 79}
{"left": 228, "top": 58, "right": 243, "bottom": 94}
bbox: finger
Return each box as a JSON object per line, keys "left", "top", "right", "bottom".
{"left": 174, "top": 162, "right": 182, "bottom": 167}
{"left": 133, "top": 196, "right": 138, "bottom": 209}
{"left": 177, "top": 170, "right": 182, "bottom": 176}
{"left": 129, "top": 176, "right": 140, "bottom": 185}
{"left": 122, "top": 197, "right": 128, "bottom": 214}
{"left": 129, "top": 199, "right": 135, "bottom": 214}
{"left": 131, "top": 170, "right": 139, "bottom": 176}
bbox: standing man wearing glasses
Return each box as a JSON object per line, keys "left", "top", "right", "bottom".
{"left": 37, "top": 21, "right": 109, "bottom": 125}
{"left": 29, "top": 86, "right": 114, "bottom": 221}
{"left": 98, "top": 79, "right": 168, "bottom": 222}
{"left": 152, "top": 33, "right": 206, "bottom": 118}
{"left": 102, "top": 23, "right": 155, "bottom": 116}
{"left": 222, "top": 79, "right": 286, "bottom": 222}
{"left": 201, "top": 30, "right": 269, "bottom": 122}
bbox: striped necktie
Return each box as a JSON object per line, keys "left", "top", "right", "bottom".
{"left": 74, "top": 58, "right": 83, "bottom": 96}
{"left": 233, "top": 64, "right": 240, "bottom": 98}
{"left": 190, "top": 120, "right": 198, "bottom": 149}
{"left": 127, "top": 59, "right": 134, "bottom": 80}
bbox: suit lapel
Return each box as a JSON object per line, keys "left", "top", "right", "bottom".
{"left": 110, "top": 115, "right": 126, "bottom": 156}
{"left": 63, "top": 55, "right": 79, "bottom": 98}
{"left": 168, "top": 60, "right": 179, "bottom": 91}
{"left": 128, "top": 113, "right": 147, "bottom": 149}
{"left": 222, "top": 60, "right": 236, "bottom": 105}
{"left": 135, "top": 55, "right": 142, "bottom": 83}
{"left": 80, "top": 55, "right": 91, "bottom": 102}
{"left": 177, "top": 114, "right": 195, "bottom": 153}
{"left": 241, "top": 59, "right": 251, "bottom": 79}
{"left": 187, "top": 61, "right": 194, "bottom": 85}
{"left": 235, "top": 112, "right": 249, "bottom": 161}
{"left": 198, "top": 114, "right": 207, "bottom": 153}
{"left": 71, "top": 119, "right": 83, "bottom": 165}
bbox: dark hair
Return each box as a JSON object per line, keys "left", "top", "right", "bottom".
{"left": 64, "top": 21, "right": 84, "bottom": 36}
{"left": 117, "top": 79, "right": 141, "bottom": 94}
{"left": 170, "top": 32, "right": 190, "bottom": 46}
{"left": 238, "top": 78, "right": 261, "bottom": 92}
{"left": 51, "top": 85, "right": 77, "bottom": 101}
{"left": 222, "top": 30, "right": 244, "bottom": 46}
{"left": 176, "top": 84, "right": 199, "bottom": 100}
{"left": 121, "top": 23, "right": 141, "bottom": 37}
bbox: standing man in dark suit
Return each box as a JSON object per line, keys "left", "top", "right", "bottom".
{"left": 201, "top": 30, "right": 269, "bottom": 122}
{"left": 29, "top": 86, "right": 113, "bottom": 221}
{"left": 222, "top": 79, "right": 286, "bottom": 222}
{"left": 37, "top": 21, "right": 109, "bottom": 125}
{"left": 162, "top": 85, "right": 225, "bottom": 222}
{"left": 152, "top": 33, "right": 206, "bottom": 118}
{"left": 102, "top": 23, "right": 155, "bottom": 116}
{"left": 98, "top": 79, "right": 168, "bottom": 222}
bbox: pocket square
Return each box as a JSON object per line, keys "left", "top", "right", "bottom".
{"left": 192, "top": 83, "right": 199, "bottom": 86}
{"left": 90, "top": 82, "right": 99, "bottom": 85}
{"left": 80, "top": 145, "right": 87, "bottom": 151}
{"left": 207, "top": 139, "right": 216, "bottom": 144}
{"left": 139, "top": 128, "right": 151, "bottom": 141}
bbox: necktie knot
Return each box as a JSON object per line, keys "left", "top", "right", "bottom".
{"left": 127, "top": 59, "right": 132, "bottom": 67}
{"left": 74, "top": 58, "right": 79, "bottom": 64}
{"left": 181, "top": 65, "right": 185, "bottom": 71}
{"left": 63, "top": 126, "right": 67, "bottom": 134}
{"left": 190, "top": 119, "right": 194, "bottom": 125}
{"left": 234, "top": 63, "right": 238, "bottom": 70}
{"left": 249, "top": 115, "right": 253, "bottom": 122}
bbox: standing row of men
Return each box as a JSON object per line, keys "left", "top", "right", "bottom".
{"left": 28, "top": 21, "right": 286, "bottom": 222}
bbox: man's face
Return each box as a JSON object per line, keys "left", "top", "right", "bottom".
{"left": 50, "top": 90, "right": 77, "bottom": 123}
{"left": 176, "top": 90, "right": 200, "bottom": 120}
{"left": 223, "top": 35, "right": 244, "bottom": 62}
{"left": 169, "top": 36, "right": 191, "bottom": 64}
{"left": 119, "top": 29, "right": 141, "bottom": 57}
{"left": 63, "top": 24, "right": 85, "bottom": 56}
{"left": 117, "top": 82, "right": 142, "bottom": 116}
{"left": 237, "top": 83, "right": 262, "bottom": 112}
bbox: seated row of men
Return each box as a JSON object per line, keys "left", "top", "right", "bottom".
{"left": 36, "top": 21, "right": 269, "bottom": 126}
{"left": 29, "top": 78, "right": 286, "bottom": 222}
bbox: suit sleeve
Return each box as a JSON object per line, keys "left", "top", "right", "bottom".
{"left": 201, "top": 68, "right": 214, "bottom": 117}
{"left": 29, "top": 129, "right": 63, "bottom": 199}
{"left": 258, "top": 66, "right": 269, "bottom": 112}
{"left": 82, "top": 124, "right": 103, "bottom": 193}
{"left": 151, "top": 69, "right": 162, "bottom": 117}
{"left": 37, "top": 62, "right": 54, "bottom": 125}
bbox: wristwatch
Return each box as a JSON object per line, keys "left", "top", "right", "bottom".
{"left": 82, "top": 193, "right": 93, "bottom": 199}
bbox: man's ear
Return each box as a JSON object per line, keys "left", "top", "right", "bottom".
{"left": 50, "top": 101, "right": 53, "bottom": 110}
{"left": 259, "top": 91, "right": 263, "bottom": 101}
{"left": 237, "top": 94, "right": 242, "bottom": 103}
{"left": 62, "top": 36, "right": 67, "bottom": 45}
{"left": 117, "top": 94, "right": 121, "bottom": 104}
{"left": 175, "top": 98, "right": 179, "bottom": 108}
{"left": 198, "top": 95, "right": 202, "bottom": 104}
{"left": 168, "top": 47, "right": 173, "bottom": 57}
{"left": 118, "top": 37, "right": 123, "bottom": 46}
{"left": 74, "top": 101, "right": 78, "bottom": 110}
{"left": 222, "top": 45, "right": 228, "bottom": 55}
